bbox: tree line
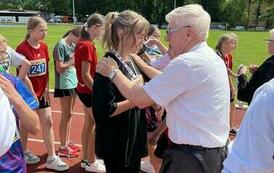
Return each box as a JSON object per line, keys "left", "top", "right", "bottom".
{"left": 0, "top": 0, "right": 274, "bottom": 28}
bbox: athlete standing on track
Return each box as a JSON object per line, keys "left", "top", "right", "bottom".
{"left": 16, "top": 16, "right": 69, "bottom": 171}
{"left": 74, "top": 13, "right": 106, "bottom": 172}
{"left": 53, "top": 26, "right": 82, "bottom": 158}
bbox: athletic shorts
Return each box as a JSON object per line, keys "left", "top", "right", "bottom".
{"left": 77, "top": 93, "right": 92, "bottom": 108}
{"left": 38, "top": 95, "right": 50, "bottom": 109}
{"left": 54, "top": 88, "right": 76, "bottom": 97}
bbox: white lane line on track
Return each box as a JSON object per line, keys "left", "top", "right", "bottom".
{"left": 28, "top": 138, "right": 82, "bottom": 147}
{"left": 51, "top": 110, "right": 84, "bottom": 116}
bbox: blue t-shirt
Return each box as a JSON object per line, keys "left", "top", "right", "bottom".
{"left": 0, "top": 72, "right": 38, "bottom": 173}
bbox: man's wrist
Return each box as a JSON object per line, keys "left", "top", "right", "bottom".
{"left": 108, "top": 68, "right": 119, "bottom": 81}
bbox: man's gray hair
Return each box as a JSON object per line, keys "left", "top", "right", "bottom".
{"left": 165, "top": 4, "right": 211, "bottom": 40}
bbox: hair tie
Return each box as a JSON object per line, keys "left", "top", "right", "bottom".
{"left": 83, "top": 22, "right": 88, "bottom": 31}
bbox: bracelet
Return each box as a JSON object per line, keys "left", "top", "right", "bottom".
{"left": 108, "top": 68, "right": 119, "bottom": 81}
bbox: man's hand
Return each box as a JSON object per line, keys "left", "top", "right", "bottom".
{"left": 152, "top": 104, "right": 164, "bottom": 121}
{"left": 248, "top": 64, "right": 258, "bottom": 74}
{"left": 96, "top": 57, "right": 118, "bottom": 77}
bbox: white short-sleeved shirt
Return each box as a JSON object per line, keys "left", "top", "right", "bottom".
{"left": 0, "top": 47, "right": 25, "bottom": 72}
{"left": 222, "top": 79, "right": 274, "bottom": 173}
{"left": 149, "top": 53, "right": 171, "bottom": 71}
{"left": 144, "top": 42, "right": 230, "bottom": 148}
{"left": 0, "top": 88, "right": 16, "bottom": 157}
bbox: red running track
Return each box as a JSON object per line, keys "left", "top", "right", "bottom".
{"left": 26, "top": 94, "right": 246, "bottom": 173}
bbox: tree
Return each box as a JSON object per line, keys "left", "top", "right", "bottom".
{"left": 200, "top": 0, "right": 226, "bottom": 22}
{"left": 259, "top": 6, "right": 274, "bottom": 28}
{"left": 222, "top": 0, "right": 247, "bottom": 28}
{"left": 253, "top": 0, "right": 263, "bottom": 27}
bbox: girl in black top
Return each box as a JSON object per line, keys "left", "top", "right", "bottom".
{"left": 92, "top": 10, "right": 149, "bottom": 173}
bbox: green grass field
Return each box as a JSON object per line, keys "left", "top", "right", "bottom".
{"left": 0, "top": 24, "right": 271, "bottom": 89}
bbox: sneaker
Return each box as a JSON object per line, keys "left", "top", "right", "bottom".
{"left": 67, "top": 141, "right": 81, "bottom": 152}
{"left": 24, "top": 151, "right": 40, "bottom": 164}
{"left": 141, "top": 160, "right": 155, "bottom": 173}
{"left": 80, "top": 159, "right": 88, "bottom": 169}
{"left": 46, "top": 155, "right": 69, "bottom": 171}
{"left": 229, "top": 128, "right": 238, "bottom": 136}
{"left": 85, "top": 160, "right": 106, "bottom": 173}
{"left": 58, "top": 146, "right": 79, "bottom": 158}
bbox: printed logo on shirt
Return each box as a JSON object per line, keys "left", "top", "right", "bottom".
{"left": 29, "top": 58, "right": 47, "bottom": 77}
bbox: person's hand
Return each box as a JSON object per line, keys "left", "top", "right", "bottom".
{"left": 0, "top": 74, "right": 21, "bottom": 105}
{"left": 145, "top": 37, "right": 159, "bottom": 45}
{"left": 40, "top": 88, "right": 50, "bottom": 103}
{"left": 237, "top": 65, "right": 248, "bottom": 75}
{"left": 248, "top": 64, "right": 258, "bottom": 74}
{"left": 152, "top": 104, "right": 164, "bottom": 121}
{"left": 96, "top": 57, "right": 118, "bottom": 77}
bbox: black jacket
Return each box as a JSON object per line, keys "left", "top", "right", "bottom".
{"left": 237, "top": 55, "right": 274, "bottom": 104}
{"left": 92, "top": 52, "right": 147, "bottom": 166}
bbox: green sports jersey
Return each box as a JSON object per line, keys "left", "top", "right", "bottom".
{"left": 53, "top": 39, "right": 78, "bottom": 89}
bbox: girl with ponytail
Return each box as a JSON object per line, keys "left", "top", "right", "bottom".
{"left": 92, "top": 10, "right": 149, "bottom": 173}
{"left": 74, "top": 13, "right": 106, "bottom": 172}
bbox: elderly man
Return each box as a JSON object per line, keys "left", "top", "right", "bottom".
{"left": 96, "top": 4, "right": 230, "bottom": 173}
{"left": 237, "top": 29, "right": 274, "bottom": 104}
{"left": 222, "top": 78, "right": 274, "bottom": 173}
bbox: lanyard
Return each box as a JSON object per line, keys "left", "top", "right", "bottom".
{"left": 110, "top": 50, "right": 139, "bottom": 80}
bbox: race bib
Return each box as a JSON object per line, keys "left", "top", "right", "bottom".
{"left": 29, "top": 59, "right": 47, "bottom": 77}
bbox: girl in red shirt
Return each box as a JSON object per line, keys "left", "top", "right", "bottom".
{"left": 74, "top": 13, "right": 105, "bottom": 172}
{"left": 16, "top": 16, "right": 69, "bottom": 171}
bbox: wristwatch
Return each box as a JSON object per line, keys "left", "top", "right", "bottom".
{"left": 108, "top": 68, "right": 119, "bottom": 81}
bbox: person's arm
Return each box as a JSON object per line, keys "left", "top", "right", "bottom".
{"left": 0, "top": 75, "right": 39, "bottom": 135}
{"left": 227, "top": 69, "right": 238, "bottom": 78}
{"left": 17, "top": 58, "right": 31, "bottom": 80}
{"left": 55, "top": 58, "right": 74, "bottom": 74}
{"left": 111, "top": 100, "right": 135, "bottom": 117}
{"left": 7, "top": 46, "right": 30, "bottom": 79}
{"left": 146, "top": 38, "right": 167, "bottom": 54}
{"left": 228, "top": 75, "right": 236, "bottom": 100}
{"left": 22, "top": 76, "right": 38, "bottom": 100}
{"left": 148, "top": 119, "right": 167, "bottom": 145}
{"left": 131, "top": 54, "right": 162, "bottom": 79}
{"left": 237, "top": 60, "right": 274, "bottom": 103}
{"left": 96, "top": 57, "right": 155, "bottom": 108}
{"left": 92, "top": 73, "right": 135, "bottom": 123}
{"left": 81, "top": 61, "right": 93, "bottom": 90}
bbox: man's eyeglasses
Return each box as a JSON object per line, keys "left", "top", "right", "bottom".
{"left": 265, "top": 39, "right": 274, "bottom": 43}
{"left": 166, "top": 25, "right": 190, "bottom": 35}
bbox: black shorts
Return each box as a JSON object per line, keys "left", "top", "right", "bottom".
{"left": 38, "top": 95, "right": 50, "bottom": 109}
{"left": 77, "top": 93, "right": 92, "bottom": 108}
{"left": 54, "top": 88, "right": 76, "bottom": 97}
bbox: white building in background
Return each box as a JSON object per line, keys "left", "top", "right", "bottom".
{"left": 0, "top": 10, "right": 40, "bottom": 24}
